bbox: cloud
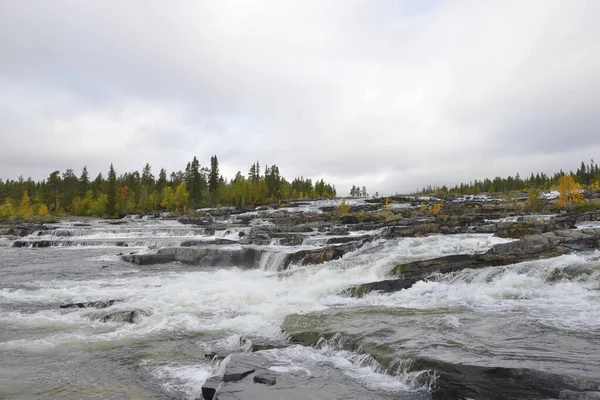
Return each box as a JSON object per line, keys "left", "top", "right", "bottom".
{"left": 1, "top": 0, "right": 599, "bottom": 194}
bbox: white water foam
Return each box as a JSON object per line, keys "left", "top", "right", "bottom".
{"left": 354, "top": 252, "right": 600, "bottom": 332}
{"left": 0, "top": 233, "right": 513, "bottom": 352}
{"left": 151, "top": 363, "right": 214, "bottom": 400}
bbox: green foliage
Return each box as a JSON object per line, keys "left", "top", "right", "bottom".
{"left": 106, "top": 164, "right": 118, "bottom": 217}
{"left": 161, "top": 186, "right": 175, "bottom": 211}
{"left": 337, "top": 199, "right": 350, "bottom": 216}
{"left": 173, "top": 182, "right": 190, "bottom": 212}
{"left": 18, "top": 190, "right": 32, "bottom": 218}
{"left": 0, "top": 199, "right": 14, "bottom": 219}
{"left": 569, "top": 201, "right": 600, "bottom": 212}
{"left": 0, "top": 157, "right": 338, "bottom": 217}
{"left": 90, "top": 193, "right": 108, "bottom": 216}
{"left": 526, "top": 188, "right": 543, "bottom": 212}
{"left": 418, "top": 159, "right": 600, "bottom": 195}
{"left": 37, "top": 203, "right": 49, "bottom": 217}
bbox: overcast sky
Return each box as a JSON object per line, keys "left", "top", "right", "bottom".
{"left": 1, "top": 0, "right": 599, "bottom": 195}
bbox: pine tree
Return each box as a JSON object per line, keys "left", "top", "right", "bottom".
{"left": 209, "top": 155, "right": 219, "bottom": 201}
{"left": 156, "top": 168, "right": 168, "bottom": 193}
{"left": 106, "top": 164, "right": 118, "bottom": 217}
{"left": 141, "top": 163, "right": 154, "bottom": 193}
{"left": 79, "top": 166, "right": 90, "bottom": 196}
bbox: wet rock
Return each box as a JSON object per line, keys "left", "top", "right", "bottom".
{"left": 156, "top": 247, "right": 261, "bottom": 268}
{"left": 223, "top": 365, "right": 255, "bottom": 382}
{"left": 98, "top": 310, "right": 147, "bottom": 323}
{"left": 326, "top": 234, "right": 372, "bottom": 245}
{"left": 0, "top": 223, "right": 50, "bottom": 238}
{"left": 282, "top": 313, "right": 600, "bottom": 400}
{"left": 343, "top": 277, "right": 419, "bottom": 297}
{"left": 201, "top": 376, "right": 222, "bottom": 400}
{"left": 340, "top": 215, "right": 359, "bottom": 224}
{"left": 425, "top": 361, "right": 600, "bottom": 400}
{"left": 326, "top": 226, "right": 350, "bottom": 235}
{"left": 495, "top": 217, "right": 576, "bottom": 239}
{"left": 60, "top": 299, "right": 122, "bottom": 309}
{"left": 253, "top": 374, "right": 276, "bottom": 386}
{"left": 121, "top": 254, "right": 175, "bottom": 265}
{"left": 180, "top": 238, "right": 238, "bottom": 246}
{"left": 12, "top": 240, "right": 61, "bottom": 248}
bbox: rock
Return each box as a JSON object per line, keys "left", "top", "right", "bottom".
{"left": 201, "top": 376, "right": 222, "bottom": 400}
{"left": 98, "top": 310, "right": 146, "bottom": 323}
{"left": 253, "top": 374, "right": 276, "bottom": 386}
{"left": 326, "top": 226, "right": 349, "bottom": 235}
{"left": 180, "top": 239, "right": 238, "bottom": 246}
{"left": 121, "top": 254, "right": 175, "bottom": 265}
{"left": 60, "top": 299, "right": 122, "bottom": 309}
{"left": 223, "top": 364, "right": 255, "bottom": 382}
{"left": 340, "top": 215, "right": 359, "bottom": 224}
{"left": 343, "top": 278, "right": 419, "bottom": 297}
{"left": 13, "top": 240, "right": 60, "bottom": 248}
{"left": 282, "top": 312, "right": 600, "bottom": 400}
{"left": 155, "top": 247, "right": 260, "bottom": 268}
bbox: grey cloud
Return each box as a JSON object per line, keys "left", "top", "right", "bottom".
{"left": 1, "top": 0, "right": 600, "bottom": 195}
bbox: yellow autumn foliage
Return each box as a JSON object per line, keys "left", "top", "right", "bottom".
{"left": 557, "top": 175, "right": 584, "bottom": 207}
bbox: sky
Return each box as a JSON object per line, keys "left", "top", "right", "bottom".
{"left": 1, "top": 0, "right": 599, "bottom": 196}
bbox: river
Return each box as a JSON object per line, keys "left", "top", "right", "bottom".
{"left": 1, "top": 207, "right": 599, "bottom": 399}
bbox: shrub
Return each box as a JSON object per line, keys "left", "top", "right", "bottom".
{"left": 527, "top": 188, "right": 543, "bottom": 212}
{"left": 570, "top": 201, "right": 600, "bottom": 212}
{"left": 337, "top": 199, "right": 350, "bottom": 216}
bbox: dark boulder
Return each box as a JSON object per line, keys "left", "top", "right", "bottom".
{"left": 180, "top": 238, "right": 238, "bottom": 246}
{"left": 98, "top": 310, "right": 146, "bottom": 323}
{"left": 121, "top": 254, "right": 175, "bottom": 265}
{"left": 343, "top": 278, "right": 419, "bottom": 297}
{"left": 201, "top": 376, "right": 222, "bottom": 400}
{"left": 60, "top": 299, "right": 122, "bottom": 309}
{"left": 253, "top": 374, "right": 276, "bottom": 386}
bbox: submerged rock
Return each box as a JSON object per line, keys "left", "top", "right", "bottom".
{"left": 60, "top": 299, "right": 122, "bottom": 309}
{"left": 97, "top": 310, "right": 147, "bottom": 323}
{"left": 120, "top": 254, "right": 175, "bottom": 265}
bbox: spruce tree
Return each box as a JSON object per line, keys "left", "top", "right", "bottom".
{"left": 209, "top": 155, "right": 219, "bottom": 201}
{"left": 106, "top": 164, "right": 118, "bottom": 217}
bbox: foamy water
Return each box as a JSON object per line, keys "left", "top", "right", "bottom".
{"left": 1, "top": 216, "right": 598, "bottom": 398}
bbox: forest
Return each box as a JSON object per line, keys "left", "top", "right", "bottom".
{"left": 0, "top": 156, "right": 336, "bottom": 218}
{"left": 419, "top": 160, "right": 600, "bottom": 195}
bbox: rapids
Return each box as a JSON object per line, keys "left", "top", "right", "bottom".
{"left": 1, "top": 213, "right": 599, "bottom": 399}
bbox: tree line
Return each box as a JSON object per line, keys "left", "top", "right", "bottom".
{"left": 418, "top": 160, "right": 600, "bottom": 195}
{"left": 0, "top": 156, "right": 337, "bottom": 218}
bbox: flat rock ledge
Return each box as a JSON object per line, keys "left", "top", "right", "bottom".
{"left": 123, "top": 240, "right": 366, "bottom": 269}
{"left": 345, "top": 228, "right": 600, "bottom": 297}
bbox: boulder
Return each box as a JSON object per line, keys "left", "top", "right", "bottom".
{"left": 155, "top": 247, "right": 260, "bottom": 268}
{"left": 121, "top": 254, "right": 175, "bottom": 265}
{"left": 201, "top": 376, "right": 222, "bottom": 400}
